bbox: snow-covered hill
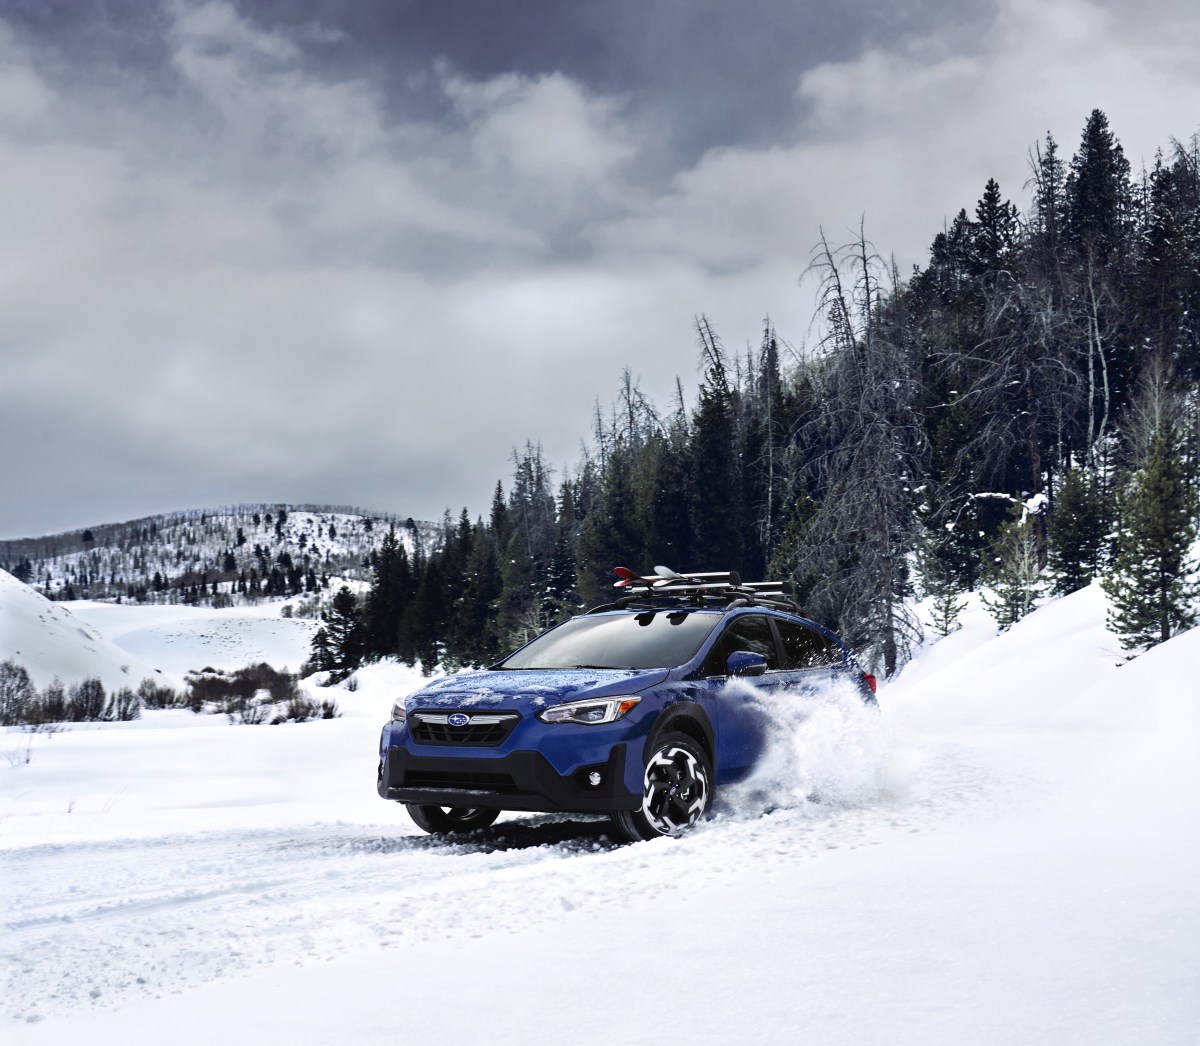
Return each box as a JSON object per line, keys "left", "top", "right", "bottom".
{"left": 0, "top": 569, "right": 173, "bottom": 691}
{"left": 67, "top": 599, "right": 320, "bottom": 678}
{"left": 0, "top": 568, "right": 320, "bottom": 690}
{"left": 0, "top": 504, "right": 438, "bottom": 606}
{"left": 3, "top": 583, "right": 1198, "bottom": 1045}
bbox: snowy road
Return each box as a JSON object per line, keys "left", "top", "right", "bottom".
{"left": 4, "top": 589, "right": 1200, "bottom": 1044}
{"left": 7, "top": 727, "right": 1178, "bottom": 1043}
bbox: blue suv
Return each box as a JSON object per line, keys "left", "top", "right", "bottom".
{"left": 377, "top": 568, "right": 877, "bottom": 841}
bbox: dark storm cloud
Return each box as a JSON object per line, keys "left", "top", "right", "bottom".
{"left": 2, "top": 0, "right": 994, "bottom": 171}
{"left": 1, "top": 0, "right": 1199, "bottom": 538}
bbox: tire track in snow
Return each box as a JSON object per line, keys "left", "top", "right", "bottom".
{"left": 2, "top": 725, "right": 1057, "bottom": 1025}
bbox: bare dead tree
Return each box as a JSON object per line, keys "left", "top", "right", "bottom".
{"left": 778, "top": 226, "right": 926, "bottom": 677}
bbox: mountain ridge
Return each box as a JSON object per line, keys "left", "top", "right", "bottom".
{"left": 0, "top": 503, "right": 440, "bottom": 608}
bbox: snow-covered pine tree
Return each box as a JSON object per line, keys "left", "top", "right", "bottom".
{"left": 1047, "top": 466, "right": 1107, "bottom": 595}
{"left": 320, "top": 586, "right": 364, "bottom": 674}
{"left": 1102, "top": 434, "right": 1198, "bottom": 652}
{"left": 981, "top": 508, "right": 1045, "bottom": 630}
{"left": 928, "top": 585, "right": 967, "bottom": 637}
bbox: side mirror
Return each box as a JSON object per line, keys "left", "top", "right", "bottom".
{"left": 727, "top": 650, "right": 768, "bottom": 677}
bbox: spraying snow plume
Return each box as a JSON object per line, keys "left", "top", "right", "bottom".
{"left": 714, "top": 678, "right": 910, "bottom": 820}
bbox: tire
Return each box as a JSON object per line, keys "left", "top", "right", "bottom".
{"left": 612, "top": 731, "right": 713, "bottom": 842}
{"left": 405, "top": 804, "right": 500, "bottom": 835}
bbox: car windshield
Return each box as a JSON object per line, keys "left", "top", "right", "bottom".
{"left": 496, "top": 610, "right": 722, "bottom": 671}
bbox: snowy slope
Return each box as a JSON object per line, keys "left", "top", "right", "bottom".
{"left": 0, "top": 504, "right": 439, "bottom": 604}
{"left": 0, "top": 569, "right": 173, "bottom": 690}
{"left": 3, "top": 587, "right": 1199, "bottom": 1045}
{"left": 68, "top": 599, "right": 320, "bottom": 677}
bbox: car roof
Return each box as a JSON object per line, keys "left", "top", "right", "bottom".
{"left": 581, "top": 601, "right": 848, "bottom": 649}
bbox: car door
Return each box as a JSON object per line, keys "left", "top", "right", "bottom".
{"left": 695, "top": 613, "right": 783, "bottom": 781}
{"left": 773, "top": 617, "right": 847, "bottom": 693}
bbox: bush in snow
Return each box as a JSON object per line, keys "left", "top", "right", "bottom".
{"left": 109, "top": 687, "right": 142, "bottom": 721}
{"left": 279, "top": 694, "right": 340, "bottom": 723}
{"left": 138, "top": 677, "right": 182, "bottom": 709}
{"left": 40, "top": 678, "right": 66, "bottom": 721}
{"left": 0, "top": 660, "right": 37, "bottom": 726}
{"left": 182, "top": 662, "right": 338, "bottom": 724}
{"left": 66, "top": 678, "right": 108, "bottom": 721}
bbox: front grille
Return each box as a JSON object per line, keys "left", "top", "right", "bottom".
{"left": 403, "top": 769, "right": 518, "bottom": 793}
{"left": 410, "top": 711, "right": 519, "bottom": 747}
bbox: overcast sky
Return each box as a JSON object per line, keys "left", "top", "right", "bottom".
{"left": 2, "top": 0, "right": 1199, "bottom": 538}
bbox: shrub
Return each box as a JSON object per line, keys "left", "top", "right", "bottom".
{"left": 110, "top": 687, "right": 142, "bottom": 721}
{"left": 66, "top": 678, "right": 107, "bottom": 721}
{"left": 276, "top": 693, "right": 340, "bottom": 723}
{"left": 0, "top": 660, "right": 37, "bottom": 726}
{"left": 40, "top": 678, "right": 66, "bottom": 722}
{"left": 181, "top": 663, "right": 330, "bottom": 724}
{"left": 137, "top": 677, "right": 182, "bottom": 709}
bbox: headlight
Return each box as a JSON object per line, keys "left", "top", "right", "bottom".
{"left": 538, "top": 697, "right": 641, "bottom": 725}
{"left": 390, "top": 700, "right": 406, "bottom": 723}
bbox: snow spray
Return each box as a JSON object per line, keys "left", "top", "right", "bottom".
{"left": 713, "top": 677, "right": 909, "bottom": 820}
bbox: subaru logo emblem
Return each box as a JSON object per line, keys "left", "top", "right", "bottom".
{"left": 447, "top": 713, "right": 470, "bottom": 728}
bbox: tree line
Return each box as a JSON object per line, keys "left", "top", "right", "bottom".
{"left": 313, "top": 109, "right": 1199, "bottom": 678}
{"left": 1, "top": 506, "right": 438, "bottom": 607}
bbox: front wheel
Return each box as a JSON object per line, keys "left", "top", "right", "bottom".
{"left": 405, "top": 804, "right": 500, "bottom": 835}
{"left": 612, "top": 732, "right": 712, "bottom": 842}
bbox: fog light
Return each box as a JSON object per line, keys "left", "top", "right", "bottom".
{"left": 588, "top": 771, "right": 602, "bottom": 787}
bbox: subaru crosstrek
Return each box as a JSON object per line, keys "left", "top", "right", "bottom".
{"left": 377, "top": 568, "right": 877, "bottom": 841}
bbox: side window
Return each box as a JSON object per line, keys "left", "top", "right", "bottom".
{"left": 703, "top": 615, "right": 779, "bottom": 676}
{"left": 777, "top": 619, "right": 843, "bottom": 669}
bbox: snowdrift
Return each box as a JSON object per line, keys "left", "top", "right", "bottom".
{"left": 0, "top": 569, "right": 172, "bottom": 691}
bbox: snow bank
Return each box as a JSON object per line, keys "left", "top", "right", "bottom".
{"left": 0, "top": 570, "right": 172, "bottom": 691}
{"left": 885, "top": 582, "right": 1124, "bottom": 732}
{"left": 69, "top": 599, "right": 320, "bottom": 677}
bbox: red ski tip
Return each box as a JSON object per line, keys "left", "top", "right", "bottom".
{"left": 613, "top": 566, "right": 638, "bottom": 580}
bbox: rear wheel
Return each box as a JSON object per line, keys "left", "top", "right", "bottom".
{"left": 405, "top": 804, "right": 500, "bottom": 834}
{"left": 612, "top": 731, "right": 712, "bottom": 842}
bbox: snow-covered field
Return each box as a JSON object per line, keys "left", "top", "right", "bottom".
{"left": 3, "top": 585, "right": 1198, "bottom": 1045}
{"left": 0, "top": 568, "right": 320, "bottom": 690}
{"left": 66, "top": 597, "right": 321, "bottom": 680}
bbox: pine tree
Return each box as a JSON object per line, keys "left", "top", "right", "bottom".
{"left": 404, "top": 557, "right": 448, "bottom": 672}
{"left": 688, "top": 317, "right": 743, "bottom": 569}
{"left": 310, "top": 627, "right": 335, "bottom": 672}
{"left": 981, "top": 511, "right": 1045, "bottom": 630}
{"left": 321, "top": 586, "right": 365, "bottom": 673}
{"left": 575, "top": 443, "right": 645, "bottom": 607}
{"left": 928, "top": 587, "right": 967, "bottom": 637}
{"left": 919, "top": 525, "right": 968, "bottom": 636}
{"left": 969, "top": 177, "right": 1020, "bottom": 279}
{"left": 1047, "top": 467, "right": 1107, "bottom": 595}
{"left": 361, "top": 526, "right": 413, "bottom": 660}
{"left": 1065, "top": 109, "right": 1133, "bottom": 269}
{"left": 450, "top": 521, "right": 504, "bottom": 667}
{"left": 1102, "top": 435, "right": 1199, "bottom": 652}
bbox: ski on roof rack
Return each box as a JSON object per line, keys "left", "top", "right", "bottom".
{"left": 589, "top": 565, "right": 798, "bottom": 613}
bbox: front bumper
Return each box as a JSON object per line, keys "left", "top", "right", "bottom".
{"left": 378, "top": 743, "right": 640, "bottom": 813}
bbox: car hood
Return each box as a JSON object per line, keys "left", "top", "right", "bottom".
{"left": 404, "top": 667, "right": 669, "bottom": 712}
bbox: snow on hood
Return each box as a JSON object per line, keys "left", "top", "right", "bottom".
{"left": 405, "top": 667, "right": 668, "bottom": 710}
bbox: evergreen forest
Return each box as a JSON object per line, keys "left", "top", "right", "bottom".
{"left": 316, "top": 110, "right": 1200, "bottom": 677}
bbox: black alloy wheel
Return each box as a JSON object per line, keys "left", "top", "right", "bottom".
{"left": 612, "top": 731, "right": 712, "bottom": 842}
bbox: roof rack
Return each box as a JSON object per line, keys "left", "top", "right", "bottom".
{"left": 586, "top": 565, "right": 799, "bottom": 614}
